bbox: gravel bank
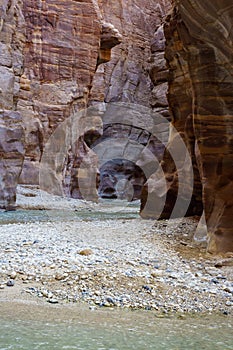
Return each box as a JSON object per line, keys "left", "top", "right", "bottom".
{"left": 0, "top": 186, "right": 232, "bottom": 315}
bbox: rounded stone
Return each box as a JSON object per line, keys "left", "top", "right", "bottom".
{"left": 78, "top": 249, "right": 93, "bottom": 256}
{"left": 6, "top": 280, "right": 15, "bottom": 287}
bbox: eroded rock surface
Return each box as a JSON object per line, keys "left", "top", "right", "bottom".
{"left": 0, "top": 0, "right": 25, "bottom": 209}
{"left": 0, "top": 111, "right": 24, "bottom": 209}
{"left": 90, "top": 0, "right": 171, "bottom": 199}
{"left": 18, "top": 0, "right": 103, "bottom": 192}
{"left": 142, "top": 0, "right": 233, "bottom": 253}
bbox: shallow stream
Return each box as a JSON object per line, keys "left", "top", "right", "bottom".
{"left": 0, "top": 200, "right": 140, "bottom": 225}
{"left": 0, "top": 303, "right": 232, "bottom": 350}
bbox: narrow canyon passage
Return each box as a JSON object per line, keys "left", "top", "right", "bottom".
{"left": 0, "top": 2, "right": 233, "bottom": 349}
{"left": 0, "top": 2, "right": 232, "bottom": 248}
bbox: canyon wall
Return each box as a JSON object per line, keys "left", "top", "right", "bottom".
{"left": 0, "top": 0, "right": 122, "bottom": 204}
{"left": 179, "top": 0, "right": 233, "bottom": 254}
{"left": 90, "top": 0, "right": 171, "bottom": 199}
{"left": 0, "top": 0, "right": 25, "bottom": 209}
{"left": 18, "top": 0, "right": 105, "bottom": 200}
{"left": 0, "top": 0, "right": 171, "bottom": 206}
{"left": 141, "top": 0, "right": 233, "bottom": 253}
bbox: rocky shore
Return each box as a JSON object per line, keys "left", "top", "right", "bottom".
{"left": 0, "top": 186, "right": 232, "bottom": 316}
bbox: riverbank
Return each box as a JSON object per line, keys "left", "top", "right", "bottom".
{"left": 0, "top": 186, "right": 232, "bottom": 316}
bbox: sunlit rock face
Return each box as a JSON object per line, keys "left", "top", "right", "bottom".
{"left": 143, "top": 0, "right": 233, "bottom": 253}
{"left": 0, "top": 0, "right": 25, "bottom": 209}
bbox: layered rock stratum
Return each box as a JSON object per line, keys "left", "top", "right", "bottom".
{"left": 141, "top": 0, "right": 233, "bottom": 253}
{"left": 165, "top": 0, "right": 233, "bottom": 253}
{"left": 0, "top": 0, "right": 25, "bottom": 209}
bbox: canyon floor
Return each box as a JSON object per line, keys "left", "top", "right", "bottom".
{"left": 0, "top": 186, "right": 232, "bottom": 316}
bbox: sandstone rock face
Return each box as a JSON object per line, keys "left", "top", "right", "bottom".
{"left": 0, "top": 0, "right": 123, "bottom": 205}
{"left": 2, "top": 0, "right": 171, "bottom": 207}
{"left": 0, "top": 111, "right": 24, "bottom": 209}
{"left": 0, "top": 0, "right": 25, "bottom": 209}
{"left": 0, "top": 0, "right": 171, "bottom": 206}
{"left": 91, "top": 0, "right": 171, "bottom": 108}
{"left": 141, "top": 1, "right": 203, "bottom": 220}
{"left": 90, "top": 0, "right": 171, "bottom": 200}
{"left": 144, "top": 0, "right": 233, "bottom": 253}
{"left": 18, "top": 0, "right": 102, "bottom": 192}
{"left": 9, "top": 0, "right": 121, "bottom": 200}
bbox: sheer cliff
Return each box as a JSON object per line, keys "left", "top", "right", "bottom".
{"left": 0, "top": 0, "right": 171, "bottom": 205}
{"left": 167, "top": 0, "right": 233, "bottom": 253}
{"left": 0, "top": 0, "right": 25, "bottom": 209}
{"left": 141, "top": 0, "right": 233, "bottom": 253}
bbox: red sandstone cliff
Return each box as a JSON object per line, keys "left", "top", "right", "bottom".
{"left": 0, "top": 0, "right": 171, "bottom": 205}
{"left": 172, "top": 0, "right": 233, "bottom": 254}
{"left": 90, "top": 0, "right": 171, "bottom": 199}
{"left": 0, "top": 0, "right": 25, "bottom": 209}
{"left": 141, "top": 0, "right": 233, "bottom": 253}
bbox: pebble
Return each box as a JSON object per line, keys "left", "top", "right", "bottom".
{"left": 80, "top": 275, "right": 88, "bottom": 280}
{"left": 106, "top": 296, "right": 115, "bottom": 305}
{"left": 79, "top": 249, "right": 93, "bottom": 256}
{"left": 55, "top": 273, "right": 68, "bottom": 281}
{"left": 142, "top": 285, "right": 152, "bottom": 292}
{"left": 47, "top": 298, "right": 59, "bottom": 304}
{"left": 223, "top": 287, "right": 233, "bottom": 294}
{"left": 10, "top": 271, "right": 17, "bottom": 279}
{"left": 41, "top": 290, "right": 49, "bottom": 297}
{"left": 151, "top": 270, "right": 164, "bottom": 277}
{"left": 225, "top": 301, "right": 233, "bottom": 307}
{"left": 205, "top": 267, "right": 219, "bottom": 276}
{"left": 6, "top": 280, "right": 15, "bottom": 287}
{"left": 0, "top": 214, "right": 232, "bottom": 314}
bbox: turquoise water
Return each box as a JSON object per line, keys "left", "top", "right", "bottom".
{"left": 0, "top": 306, "right": 232, "bottom": 350}
{"left": 0, "top": 206, "right": 139, "bottom": 225}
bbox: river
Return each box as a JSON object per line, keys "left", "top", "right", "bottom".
{"left": 0, "top": 302, "right": 232, "bottom": 350}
